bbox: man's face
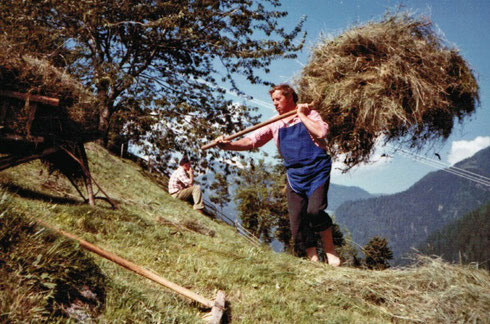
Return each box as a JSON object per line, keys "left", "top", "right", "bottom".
{"left": 271, "top": 90, "right": 295, "bottom": 114}
{"left": 182, "top": 162, "right": 191, "bottom": 171}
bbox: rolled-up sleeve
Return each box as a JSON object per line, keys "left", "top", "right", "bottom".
{"left": 246, "top": 122, "right": 274, "bottom": 149}
{"left": 308, "top": 110, "right": 329, "bottom": 139}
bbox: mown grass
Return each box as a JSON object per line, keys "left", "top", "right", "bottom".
{"left": 1, "top": 142, "right": 489, "bottom": 323}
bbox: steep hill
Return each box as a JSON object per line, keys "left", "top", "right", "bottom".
{"left": 335, "top": 146, "right": 490, "bottom": 264}
{"left": 1, "top": 143, "right": 489, "bottom": 323}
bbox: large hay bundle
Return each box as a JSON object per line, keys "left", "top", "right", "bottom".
{"left": 297, "top": 13, "right": 479, "bottom": 170}
{"left": 0, "top": 37, "right": 100, "bottom": 145}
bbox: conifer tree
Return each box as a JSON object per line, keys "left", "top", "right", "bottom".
{"left": 362, "top": 236, "right": 393, "bottom": 270}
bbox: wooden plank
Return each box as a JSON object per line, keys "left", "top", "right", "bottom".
{"left": 0, "top": 134, "right": 45, "bottom": 143}
{"left": 36, "top": 220, "right": 216, "bottom": 308}
{"left": 0, "top": 90, "right": 60, "bottom": 107}
{"left": 0, "top": 146, "right": 59, "bottom": 171}
{"left": 26, "top": 102, "right": 37, "bottom": 137}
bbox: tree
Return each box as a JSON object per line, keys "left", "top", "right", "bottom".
{"left": 362, "top": 236, "right": 393, "bottom": 270}
{"left": 209, "top": 173, "right": 230, "bottom": 216}
{"left": 234, "top": 159, "right": 288, "bottom": 244}
{"left": 268, "top": 161, "right": 291, "bottom": 251}
{"left": 0, "top": 0, "right": 305, "bottom": 170}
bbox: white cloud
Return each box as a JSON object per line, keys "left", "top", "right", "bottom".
{"left": 332, "top": 136, "right": 393, "bottom": 176}
{"left": 331, "top": 144, "right": 393, "bottom": 177}
{"left": 448, "top": 136, "right": 490, "bottom": 165}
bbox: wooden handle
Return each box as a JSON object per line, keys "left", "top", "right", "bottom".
{"left": 201, "top": 109, "right": 297, "bottom": 150}
{"left": 37, "top": 220, "right": 215, "bottom": 308}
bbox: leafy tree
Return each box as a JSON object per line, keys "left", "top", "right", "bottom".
{"left": 209, "top": 173, "right": 230, "bottom": 215}
{"left": 269, "top": 160, "right": 291, "bottom": 251}
{"left": 0, "top": 0, "right": 305, "bottom": 170}
{"left": 234, "top": 159, "right": 288, "bottom": 244}
{"left": 362, "top": 236, "right": 393, "bottom": 270}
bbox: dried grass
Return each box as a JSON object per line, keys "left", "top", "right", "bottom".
{"left": 296, "top": 12, "right": 479, "bottom": 169}
{"left": 0, "top": 36, "right": 100, "bottom": 142}
{"left": 316, "top": 255, "right": 490, "bottom": 323}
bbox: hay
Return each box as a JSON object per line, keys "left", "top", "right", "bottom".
{"left": 0, "top": 36, "right": 100, "bottom": 143}
{"left": 315, "top": 255, "right": 490, "bottom": 323}
{"left": 296, "top": 13, "right": 479, "bottom": 170}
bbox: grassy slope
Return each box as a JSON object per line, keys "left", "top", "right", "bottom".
{"left": 1, "top": 143, "right": 489, "bottom": 323}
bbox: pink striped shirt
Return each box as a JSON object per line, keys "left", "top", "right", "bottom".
{"left": 246, "top": 110, "right": 329, "bottom": 154}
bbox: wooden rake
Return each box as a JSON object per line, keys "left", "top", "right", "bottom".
{"left": 201, "top": 109, "right": 297, "bottom": 150}
{"left": 37, "top": 220, "right": 226, "bottom": 323}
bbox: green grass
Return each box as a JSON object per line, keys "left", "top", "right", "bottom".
{"left": 1, "top": 143, "right": 489, "bottom": 323}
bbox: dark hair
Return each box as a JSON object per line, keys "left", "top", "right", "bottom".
{"left": 179, "top": 156, "right": 190, "bottom": 165}
{"left": 269, "top": 84, "right": 298, "bottom": 103}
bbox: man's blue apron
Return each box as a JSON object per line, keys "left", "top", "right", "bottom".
{"left": 279, "top": 122, "right": 331, "bottom": 197}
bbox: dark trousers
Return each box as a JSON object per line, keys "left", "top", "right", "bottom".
{"left": 286, "top": 180, "right": 333, "bottom": 251}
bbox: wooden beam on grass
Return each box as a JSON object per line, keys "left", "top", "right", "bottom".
{"left": 36, "top": 220, "right": 227, "bottom": 322}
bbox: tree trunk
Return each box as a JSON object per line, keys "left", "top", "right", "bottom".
{"left": 96, "top": 85, "right": 110, "bottom": 147}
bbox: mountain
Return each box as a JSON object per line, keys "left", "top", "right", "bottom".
{"left": 328, "top": 183, "right": 376, "bottom": 211}
{"left": 335, "top": 146, "right": 490, "bottom": 264}
{"left": 418, "top": 202, "right": 490, "bottom": 269}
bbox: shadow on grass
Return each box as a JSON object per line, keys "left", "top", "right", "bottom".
{"left": 5, "top": 183, "right": 83, "bottom": 205}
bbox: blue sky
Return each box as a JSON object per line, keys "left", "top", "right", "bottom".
{"left": 222, "top": 0, "right": 490, "bottom": 194}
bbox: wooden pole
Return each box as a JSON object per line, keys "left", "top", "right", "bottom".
{"left": 60, "top": 146, "right": 118, "bottom": 209}
{"left": 0, "top": 146, "right": 59, "bottom": 171}
{"left": 36, "top": 220, "right": 216, "bottom": 308}
{"left": 0, "top": 90, "right": 60, "bottom": 107}
{"left": 201, "top": 110, "right": 297, "bottom": 150}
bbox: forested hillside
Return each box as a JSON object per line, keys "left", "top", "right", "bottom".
{"left": 418, "top": 202, "right": 490, "bottom": 269}
{"left": 335, "top": 147, "right": 490, "bottom": 264}
{"left": 328, "top": 184, "right": 375, "bottom": 211}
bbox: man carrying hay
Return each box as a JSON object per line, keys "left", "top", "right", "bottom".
{"left": 216, "top": 84, "right": 340, "bottom": 266}
{"left": 168, "top": 156, "right": 205, "bottom": 214}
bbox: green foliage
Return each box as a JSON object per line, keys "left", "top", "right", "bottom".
{"left": 336, "top": 228, "right": 362, "bottom": 267}
{"left": 0, "top": 191, "right": 106, "bottom": 322}
{"left": 234, "top": 159, "right": 289, "bottom": 245}
{"left": 0, "top": 0, "right": 305, "bottom": 171}
{"left": 209, "top": 173, "right": 230, "bottom": 215}
{"left": 362, "top": 236, "right": 393, "bottom": 270}
{"left": 419, "top": 202, "right": 490, "bottom": 270}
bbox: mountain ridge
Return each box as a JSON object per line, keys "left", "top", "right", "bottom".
{"left": 335, "top": 146, "right": 490, "bottom": 264}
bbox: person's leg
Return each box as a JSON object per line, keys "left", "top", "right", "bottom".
{"left": 174, "top": 186, "right": 194, "bottom": 203}
{"left": 319, "top": 227, "right": 340, "bottom": 266}
{"left": 191, "top": 185, "right": 205, "bottom": 211}
{"left": 307, "top": 181, "right": 340, "bottom": 266}
{"left": 286, "top": 184, "right": 313, "bottom": 259}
